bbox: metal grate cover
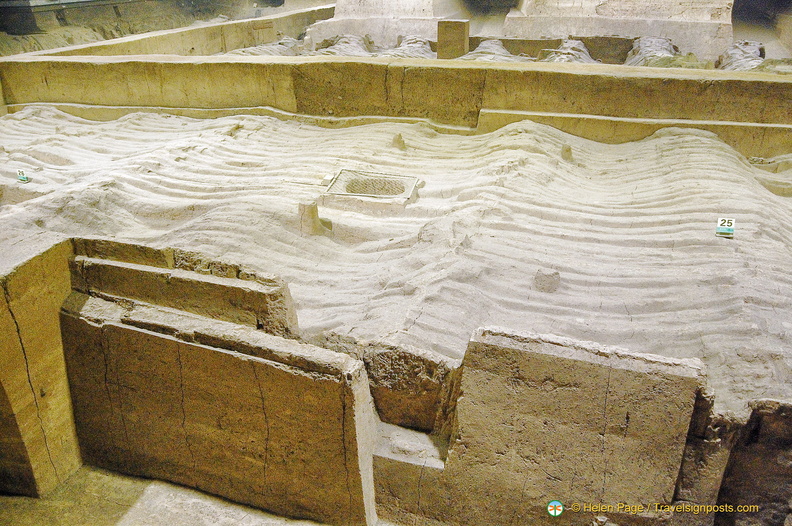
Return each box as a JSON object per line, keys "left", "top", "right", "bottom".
{"left": 325, "top": 170, "right": 419, "bottom": 199}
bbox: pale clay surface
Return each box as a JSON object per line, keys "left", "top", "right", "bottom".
{"left": 1, "top": 105, "right": 791, "bottom": 419}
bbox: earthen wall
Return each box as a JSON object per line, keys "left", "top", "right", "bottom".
{"left": 0, "top": 232, "right": 80, "bottom": 497}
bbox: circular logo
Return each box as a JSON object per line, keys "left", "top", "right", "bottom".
{"left": 547, "top": 500, "right": 564, "bottom": 517}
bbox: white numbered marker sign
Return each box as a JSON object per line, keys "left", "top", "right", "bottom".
{"left": 716, "top": 218, "right": 734, "bottom": 239}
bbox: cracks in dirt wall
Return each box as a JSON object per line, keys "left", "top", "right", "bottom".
{"left": 600, "top": 363, "right": 612, "bottom": 503}
{"left": 340, "top": 379, "right": 355, "bottom": 518}
{"left": 251, "top": 361, "right": 270, "bottom": 485}
{"left": 174, "top": 345, "right": 197, "bottom": 470}
{"left": 98, "top": 322, "right": 130, "bottom": 446}
{"left": 2, "top": 280, "right": 61, "bottom": 488}
{"left": 415, "top": 458, "right": 427, "bottom": 519}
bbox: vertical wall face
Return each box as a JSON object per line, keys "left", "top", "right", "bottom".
{"left": 716, "top": 400, "right": 792, "bottom": 526}
{"left": 375, "top": 327, "right": 707, "bottom": 526}
{"left": 0, "top": 76, "right": 6, "bottom": 117}
{"left": 0, "top": 232, "right": 80, "bottom": 497}
{"left": 673, "top": 402, "right": 741, "bottom": 525}
{"left": 43, "top": 7, "right": 333, "bottom": 57}
{"left": 61, "top": 293, "right": 378, "bottom": 526}
{"left": 442, "top": 328, "right": 704, "bottom": 523}
{"left": 0, "top": 313, "right": 36, "bottom": 495}
{"left": 436, "top": 20, "right": 470, "bottom": 59}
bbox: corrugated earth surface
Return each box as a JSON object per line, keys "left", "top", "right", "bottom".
{"left": 1, "top": 105, "right": 791, "bottom": 416}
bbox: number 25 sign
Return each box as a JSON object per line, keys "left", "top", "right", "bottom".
{"left": 716, "top": 218, "right": 735, "bottom": 239}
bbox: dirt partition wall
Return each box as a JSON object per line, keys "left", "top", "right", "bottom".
{"left": 376, "top": 327, "right": 707, "bottom": 526}
{"left": 0, "top": 230, "right": 80, "bottom": 497}
{"left": 1, "top": 58, "right": 791, "bottom": 131}
{"left": 60, "top": 293, "right": 379, "bottom": 525}
{"left": 38, "top": 5, "right": 334, "bottom": 57}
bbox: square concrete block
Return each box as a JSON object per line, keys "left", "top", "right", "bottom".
{"left": 437, "top": 20, "right": 469, "bottom": 59}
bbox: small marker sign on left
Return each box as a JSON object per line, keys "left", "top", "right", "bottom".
{"left": 17, "top": 169, "right": 30, "bottom": 183}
